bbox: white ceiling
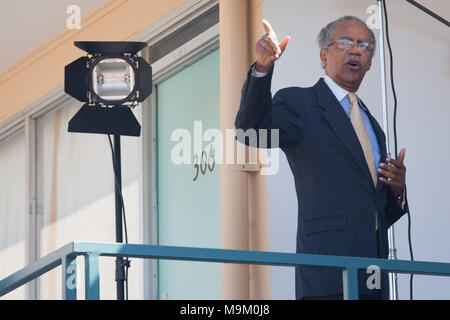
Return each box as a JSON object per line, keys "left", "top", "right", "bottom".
{"left": 0, "top": 0, "right": 109, "bottom": 74}
{"left": 0, "top": 0, "right": 447, "bottom": 75}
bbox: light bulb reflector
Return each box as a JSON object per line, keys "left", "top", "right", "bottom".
{"left": 92, "top": 58, "right": 135, "bottom": 101}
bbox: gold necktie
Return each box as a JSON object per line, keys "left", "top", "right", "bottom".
{"left": 348, "top": 92, "right": 377, "bottom": 187}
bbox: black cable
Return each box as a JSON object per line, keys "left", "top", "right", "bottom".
{"left": 382, "top": 0, "right": 414, "bottom": 300}
{"left": 405, "top": 185, "right": 413, "bottom": 298}
{"left": 406, "top": 0, "right": 450, "bottom": 28}
{"left": 107, "top": 134, "right": 131, "bottom": 300}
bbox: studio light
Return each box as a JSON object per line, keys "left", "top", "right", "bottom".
{"left": 65, "top": 41, "right": 152, "bottom": 136}
{"left": 64, "top": 41, "right": 153, "bottom": 300}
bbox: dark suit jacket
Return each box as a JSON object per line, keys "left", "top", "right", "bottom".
{"left": 235, "top": 66, "right": 408, "bottom": 299}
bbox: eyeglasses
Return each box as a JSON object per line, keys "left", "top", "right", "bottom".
{"left": 329, "top": 38, "right": 374, "bottom": 52}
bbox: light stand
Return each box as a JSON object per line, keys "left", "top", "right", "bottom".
{"left": 65, "top": 41, "right": 152, "bottom": 300}
{"left": 376, "top": 0, "right": 449, "bottom": 300}
{"left": 376, "top": 0, "right": 398, "bottom": 301}
{"left": 113, "top": 134, "right": 125, "bottom": 300}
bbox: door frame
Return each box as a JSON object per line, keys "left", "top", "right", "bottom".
{"left": 138, "top": 0, "right": 219, "bottom": 299}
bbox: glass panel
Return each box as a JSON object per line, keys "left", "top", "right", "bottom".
{"left": 157, "top": 49, "right": 221, "bottom": 299}
{"left": 0, "top": 131, "right": 27, "bottom": 299}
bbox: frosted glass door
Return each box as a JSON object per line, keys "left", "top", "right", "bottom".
{"left": 156, "top": 49, "right": 220, "bottom": 299}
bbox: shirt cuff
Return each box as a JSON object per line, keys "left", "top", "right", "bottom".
{"left": 251, "top": 65, "right": 269, "bottom": 78}
{"left": 396, "top": 187, "right": 406, "bottom": 210}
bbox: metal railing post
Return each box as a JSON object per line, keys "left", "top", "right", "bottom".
{"left": 62, "top": 254, "right": 77, "bottom": 300}
{"left": 84, "top": 253, "right": 100, "bottom": 300}
{"left": 342, "top": 268, "right": 359, "bottom": 300}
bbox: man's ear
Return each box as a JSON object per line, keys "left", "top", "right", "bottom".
{"left": 320, "top": 49, "right": 327, "bottom": 68}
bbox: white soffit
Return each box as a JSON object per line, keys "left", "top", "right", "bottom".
{"left": 0, "top": 0, "right": 109, "bottom": 74}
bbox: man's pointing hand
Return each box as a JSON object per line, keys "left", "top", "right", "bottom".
{"left": 255, "top": 19, "right": 290, "bottom": 73}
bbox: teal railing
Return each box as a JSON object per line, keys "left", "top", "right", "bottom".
{"left": 1, "top": 241, "right": 450, "bottom": 300}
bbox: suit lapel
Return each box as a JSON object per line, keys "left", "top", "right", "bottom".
{"left": 314, "top": 78, "right": 375, "bottom": 193}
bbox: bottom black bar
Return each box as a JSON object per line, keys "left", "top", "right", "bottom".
{"left": 1, "top": 299, "right": 440, "bottom": 317}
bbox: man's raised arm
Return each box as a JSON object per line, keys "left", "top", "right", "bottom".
{"left": 235, "top": 20, "right": 297, "bottom": 149}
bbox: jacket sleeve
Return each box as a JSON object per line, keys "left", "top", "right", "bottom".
{"left": 384, "top": 188, "right": 409, "bottom": 228}
{"left": 234, "top": 64, "right": 304, "bottom": 149}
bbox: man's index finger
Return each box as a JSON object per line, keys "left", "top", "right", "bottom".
{"left": 262, "top": 19, "right": 275, "bottom": 36}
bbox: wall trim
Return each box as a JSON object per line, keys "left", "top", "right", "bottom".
{"left": 135, "top": 0, "right": 218, "bottom": 45}
{"left": 0, "top": 85, "right": 73, "bottom": 141}
{"left": 151, "top": 24, "right": 219, "bottom": 84}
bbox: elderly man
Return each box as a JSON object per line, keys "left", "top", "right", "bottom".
{"left": 235, "top": 16, "right": 408, "bottom": 300}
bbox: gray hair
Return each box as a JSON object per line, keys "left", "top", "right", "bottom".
{"left": 317, "top": 16, "right": 377, "bottom": 57}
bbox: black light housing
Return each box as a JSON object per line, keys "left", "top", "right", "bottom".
{"left": 65, "top": 41, "right": 152, "bottom": 136}
{"left": 68, "top": 104, "right": 141, "bottom": 137}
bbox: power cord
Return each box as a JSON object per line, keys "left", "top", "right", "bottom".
{"left": 107, "top": 134, "right": 131, "bottom": 300}
{"left": 382, "top": 0, "right": 414, "bottom": 300}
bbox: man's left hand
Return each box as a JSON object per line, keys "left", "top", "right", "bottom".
{"left": 378, "top": 148, "right": 406, "bottom": 198}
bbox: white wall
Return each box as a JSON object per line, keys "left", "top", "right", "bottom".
{"left": 263, "top": 0, "right": 450, "bottom": 299}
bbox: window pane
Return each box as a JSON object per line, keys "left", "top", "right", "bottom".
{"left": 36, "top": 102, "right": 143, "bottom": 299}
{"left": 0, "top": 131, "right": 27, "bottom": 299}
